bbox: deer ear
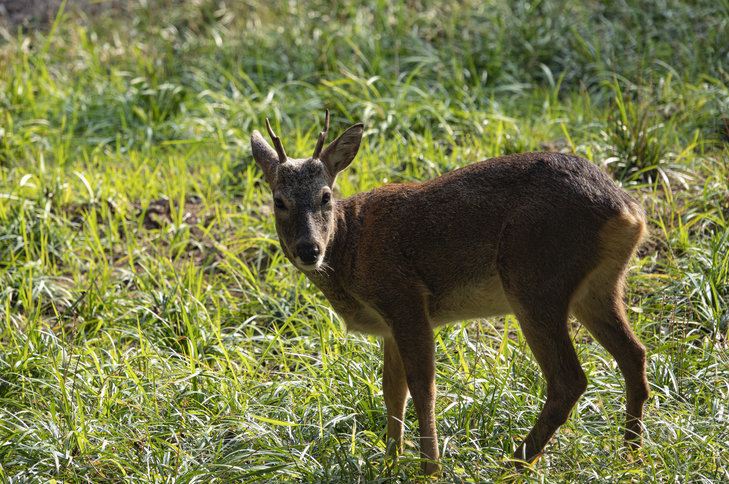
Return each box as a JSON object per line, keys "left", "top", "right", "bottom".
{"left": 320, "top": 123, "right": 364, "bottom": 182}
{"left": 251, "top": 130, "right": 280, "bottom": 185}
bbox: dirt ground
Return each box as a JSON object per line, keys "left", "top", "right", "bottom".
{"left": 0, "top": 0, "right": 127, "bottom": 29}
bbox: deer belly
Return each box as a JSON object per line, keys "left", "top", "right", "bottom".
{"left": 339, "top": 304, "right": 393, "bottom": 337}
{"left": 429, "top": 276, "right": 511, "bottom": 326}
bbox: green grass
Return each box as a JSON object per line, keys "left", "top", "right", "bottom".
{"left": 1, "top": 0, "right": 728, "bottom": 481}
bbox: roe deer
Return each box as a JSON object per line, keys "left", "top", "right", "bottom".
{"left": 251, "top": 111, "right": 649, "bottom": 475}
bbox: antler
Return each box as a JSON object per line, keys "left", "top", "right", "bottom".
{"left": 265, "top": 118, "right": 287, "bottom": 163}
{"left": 312, "top": 109, "right": 330, "bottom": 159}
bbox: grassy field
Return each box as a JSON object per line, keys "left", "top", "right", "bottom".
{"left": 1, "top": 0, "right": 728, "bottom": 482}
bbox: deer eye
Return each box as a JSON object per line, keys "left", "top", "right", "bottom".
{"left": 274, "top": 197, "right": 286, "bottom": 210}
{"left": 321, "top": 191, "right": 331, "bottom": 205}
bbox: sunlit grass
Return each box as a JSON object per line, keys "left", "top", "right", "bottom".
{"left": 1, "top": 0, "right": 728, "bottom": 482}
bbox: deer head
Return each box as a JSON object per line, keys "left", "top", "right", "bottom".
{"left": 251, "top": 111, "right": 364, "bottom": 271}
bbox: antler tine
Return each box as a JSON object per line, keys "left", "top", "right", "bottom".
{"left": 265, "top": 118, "right": 287, "bottom": 163}
{"left": 312, "top": 109, "right": 330, "bottom": 159}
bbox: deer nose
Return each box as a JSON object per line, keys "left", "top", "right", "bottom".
{"left": 296, "top": 242, "right": 320, "bottom": 265}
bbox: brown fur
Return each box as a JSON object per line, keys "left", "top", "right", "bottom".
{"left": 251, "top": 115, "right": 649, "bottom": 475}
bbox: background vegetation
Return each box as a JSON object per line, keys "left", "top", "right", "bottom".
{"left": 1, "top": 0, "right": 728, "bottom": 481}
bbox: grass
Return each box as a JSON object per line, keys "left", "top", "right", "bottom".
{"left": 1, "top": 0, "right": 728, "bottom": 481}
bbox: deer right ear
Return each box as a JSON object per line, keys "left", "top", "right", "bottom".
{"left": 320, "top": 123, "right": 364, "bottom": 183}
{"left": 251, "top": 130, "right": 280, "bottom": 185}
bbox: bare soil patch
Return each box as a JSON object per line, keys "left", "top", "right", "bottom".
{"left": 0, "top": 0, "right": 127, "bottom": 30}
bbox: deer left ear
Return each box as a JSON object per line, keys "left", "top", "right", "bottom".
{"left": 320, "top": 123, "right": 364, "bottom": 182}
{"left": 252, "top": 118, "right": 289, "bottom": 186}
{"left": 251, "top": 130, "right": 280, "bottom": 186}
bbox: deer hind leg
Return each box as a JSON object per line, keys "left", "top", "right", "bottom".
{"left": 510, "top": 302, "right": 588, "bottom": 463}
{"left": 571, "top": 211, "right": 649, "bottom": 449}
{"left": 383, "top": 337, "right": 409, "bottom": 455}
{"left": 571, "top": 266, "right": 649, "bottom": 450}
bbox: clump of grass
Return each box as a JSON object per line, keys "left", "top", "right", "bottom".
{"left": 603, "top": 81, "right": 671, "bottom": 182}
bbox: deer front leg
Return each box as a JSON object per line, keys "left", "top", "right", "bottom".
{"left": 383, "top": 337, "right": 408, "bottom": 455}
{"left": 390, "top": 316, "right": 441, "bottom": 476}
